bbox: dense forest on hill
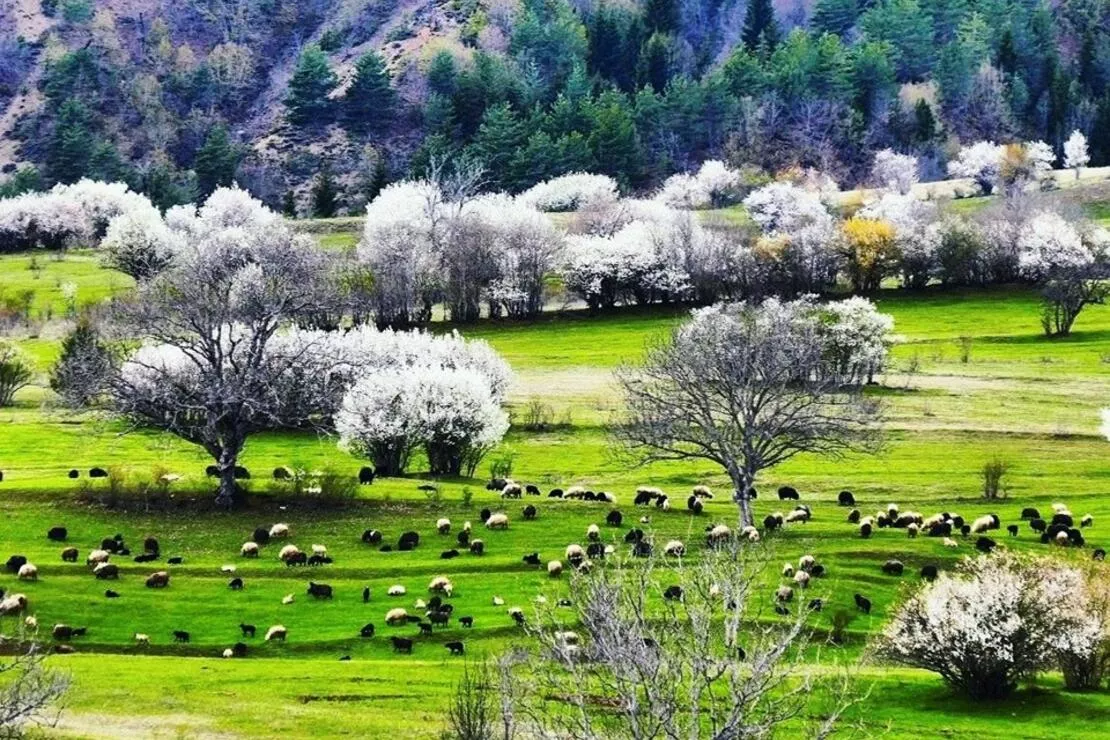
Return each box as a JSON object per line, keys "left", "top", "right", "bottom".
{"left": 2, "top": 0, "right": 1109, "bottom": 213}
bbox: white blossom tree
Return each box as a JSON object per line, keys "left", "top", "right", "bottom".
{"left": 860, "top": 193, "right": 941, "bottom": 289}
{"left": 615, "top": 298, "right": 885, "bottom": 527}
{"left": 517, "top": 173, "right": 619, "bottom": 212}
{"left": 871, "top": 149, "right": 919, "bottom": 195}
{"left": 743, "top": 182, "right": 840, "bottom": 293}
{"left": 948, "top": 141, "right": 1004, "bottom": 194}
{"left": 654, "top": 160, "right": 743, "bottom": 210}
{"left": 1064, "top": 131, "right": 1090, "bottom": 179}
{"left": 877, "top": 553, "right": 1099, "bottom": 700}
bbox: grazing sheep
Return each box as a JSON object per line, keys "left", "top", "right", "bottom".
{"left": 548, "top": 488, "right": 564, "bottom": 498}
{"left": 663, "top": 585, "right": 684, "bottom": 601}
{"left": 920, "top": 564, "right": 939, "bottom": 581}
{"left": 47, "top": 527, "right": 67, "bottom": 542}
{"left": 241, "top": 542, "right": 259, "bottom": 558}
{"left": 547, "top": 560, "right": 563, "bottom": 577}
{"left": 624, "top": 528, "right": 644, "bottom": 543}
{"left": 269, "top": 523, "right": 290, "bottom": 539}
{"left": 228, "top": 577, "right": 244, "bottom": 590}
{"left": 252, "top": 527, "right": 271, "bottom": 545}
{"left": 501, "top": 482, "right": 523, "bottom": 499}
{"left": 445, "top": 641, "right": 465, "bottom": 656}
{"left": 278, "top": 544, "right": 302, "bottom": 563}
{"left": 838, "top": 490, "right": 855, "bottom": 506}
{"left": 359, "top": 623, "right": 376, "bottom": 638}
{"left": 970, "top": 515, "right": 998, "bottom": 534}
{"left": 104, "top": 590, "right": 120, "bottom": 598}
{"left": 586, "top": 524, "right": 600, "bottom": 541}
{"left": 385, "top": 608, "right": 409, "bottom": 626}
{"left": 907, "top": 523, "right": 919, "bottom": 538}
{"left": 847, "top": 509, "right": 861, "bottom": 524}
{"left": 23, "top": 617, "right": 36, "bottom": 630}
{"left": 1082, "top": 515, "right": 1094, "bottom": 528}
{"left": 1056, "top": 531, "right": 1071, "bottom": 546}
{"left": 143, "top": 537, "right": 160, "bottom": 555}
{"left": 485, "top": 513, "right": 509, "bottom": 530}
{"left": 1052, "top": 513, "right": 1075, "bottom": 528}
{"left": 1030, "top": 518, "right": 1047, "bottom": 533}
{"left": 606, "top": 510, "right": 622, "bottom": 527}
{"left": 361, "top": 529, "right": 383, "bottom": 545}
{"left": 975, "top": 536, "right": 997, "bottom": 553}
{"left": 692, "top": 485, "right": 714, "bottom": 499}
{"left": 145, "top": 571, "right": 170, "bottom": 588}
{"left": 663, "top": 540, "right": 685, "bottom": 557}
{"left": 1093, "top": 549, "right": 1106, "bottom": 561}
{"left": 388, "top": 584, "right": 406, "bottom": 597}
{"left": 467, "top": 539, "right": 485, "bottom": 556}
{"left": 881, "top": 560, "right": 904, "bottom": 576}
{"left": 272, "top": 466, "right": 292, "bottom": 480}
{"left": 66, "top": 470, "right": 78, "bottom": 479}
{"left": 239, "top": 623, "right": 256, "bottom": 638}
{"left": 134, "top": 633, "right": 149, "bottom": 646}
{"left": 811, "top": 564, "right": 826, "bottom": 577}
{"left": 565, "top": 544, "right": 586, "bottom": 567}
{"left": 943, "top": 537, "right": 959, "bottom": 548}
{"left": 440, "top": 549, "right": 459, "bottom": 560}
{"left": 763, "top": 514, "right": 782, "bottom": 531}
{"left": 859, "top": 522, "right": 873, "bottom": 538}
{"left": 775, "top": 586, "right": 794, "bottom": 602}
{"left": 4, "top": 555, "right": 27, "bottom": 574}
{"left": 782, "top": 563, "right": 795, "bottom": 578}
{"left": 523, "top": 505, "right": 538, "bottom": 521}
{"left": 793, "top": 571, "right": 810, "bottom": 588}
{"left": 706, "top": 524, "right": 732, "bottom": 546}
{"left": 311, "top": 544, "right": 328, "bottom": 556}
{"left": 436, "top": 518, "right": 451, "bottom": 535}
{"left": 854, "top": 593, "right": 872, "bottom": 614}
{"left": 492, "top": 596, "right": 505, "bottom": 606}
{"left": 358, "top": 466, "right": 375, "bottom": 485}
{"left": 52, "top": 624, "right": 86, "bottom": 640}
{"left": 166, "top": 556, "right": 183, "bottom": 565}
{"left": 508, "top": 607, "right": 525, "bottom": 626}
{"left": 265, "top": 625, "right": 287, "bottom": 641}
{"left": 807, "top": 599, "right": 823, "bottom": 612}
{"left": 391, "top": 637, "right": 413, "bottom": 654}
{"left": 282, "top": 594, "right": 295, "bottom": 605}
{"left": 89, "top": 468, "right": 108, "bottom": 478}
{"left": 222, "top": 648, "right": 234, "bottom": 658}
{"left": 428, "top": 576, "right": 453, "bottom": 594}
{"left": 1007, "top": 525, "right": 1019, "bottom": 537}
{"left": 61, "top": 547, "right": 78, "bottom": 562}
{"left": 778, "top": 486, "right": 799, "bottom": 500}
{"left": 586, "top": 542, "right": 605, "bottom": 559}
{"left": 774, "top": 605, "right": 790, "bottom": 616}
{"left": 522, "top": 552, "right": 541, "bottom": 566}
{"left": 0, "top": 594, "right": 28, "bottom": 615}
{"left": 307, "top": 582, "right": 333, "bottom": 599}
{"left": 798, "top": 555, "right": 816, "bottom": 572}
{"left": 220, "top": 565, "right": 236, "bottom": 574}
{"left": 173, "top": 630, "right": 190, "bottom": 643}
{"left": 397, "top": 531, "right": 420, "bottom": 551}
{"left": 525, "top": 484, "right": 541, "bottom": 496}
{"left": 655, "top": 495, "right": 670, "bottom": 509}
{"left": 1020, "top": 507, "right": 1041, "bottom": 520}
{"left": 687, "top": 496, "right": 704, "bottom": 514}
{"left": 741, "top": 526, "right": 760, "bottom": 543}
{"left": 93, "top": 563, "right": 119, "bottom": 579}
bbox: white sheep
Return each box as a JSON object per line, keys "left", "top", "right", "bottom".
{"left": 784, "top": 509, "right": 809, "bottom": 524}
{"left": 776, "top": 585, "right": 794, "bottom": 602}
{"left": 663, "top": 540, "right": 685, "bottom": 557}
{"left": 282, "top": 594, "right": 295, "bottom": 605}
{"left": 798, "top": 555, "right": 816, "bottom": 571}
{"left": 640, "top": 515, "right": 651, "bottom": 524}
{"left": 134, "top": 633, "right": 149, "bottom": 645}
{"left": 385, "top": 608, "right": 409, "bottom": 625}
{"left": 554, "top": 630, "right": 580, "bottom": 645}
{"left": 501, "top": 482, "right": 523, "bottom": 498}
{"left": 265, "top": 625, "right": 287, "bottom": 641}
{"left": 269, "top": 523, "right": 290, "bottom": 538}
{"left": 907, "top": 523, "right": 919, "bottom": 538}
{"left": 708, "top": 583, "right": 721, "bottom": 597}
{"left": 311, "top": 544, "right": 328, "bottom": 556}
{"left": 692, "top": 485, "right": 714, "bottom": 499}
{"left": 565, "top": 544, "right": 585, "bottom": 562}
{"left": 86, "top": 549, "right": 110, "bottom": 565}
{"left": 970, "top": 515, "right": 996, "bottom": 534}
{"left": 782, "top": 563, "right": 795, "bottom": 578}
{"left": 586, "top": 524, "right": 600, "bottom": 541}
{"left": 741, "top": 526, "right": 760, "bottom": 542}
{"left": 222, "top": 648, "right": 234, "bottom": 658}
{"left": 943, "top": 537, "right": 959, "bottom": 548}
{"left": 240, "top": 542, "right": 259, "bottom": 557}
{"left": 0, "top": 594, "right": 28, "bottom": 615}
{"left": 486, "top": 513, "right": 509, "bottom": 530}
{"left": 793, "top": 570, "right": 810, "bottom": 588}
{"left": 604, "top": 544, "right": 615, "bottom": 555}
{"left": 414, "top": 599, "right": 427, "bottom": 609}
{"left": 1056, "top": 531, "right": 1070, "bottom": 545}
{"left": 17, "top": 563, "right": 37, "bottom": 580}
{"left": 548, "top": 560, "right": 564, "bottom": 577}
{"left": 388, "top": 584, "right": 407, "bottom": 596}
{"left": 24, "top": 616, "right": 37, "bottom": 629}
{"left": 221, "top": 565, "right": 236, "bottom": 573}
{"left": 428, "top": 576, "right": 453, "bottom": 593}
{"left": 463, "top": 521, "right": 472, "bottom": 533}
{"left": 492, "top": 596, "right": 505, "bottom": 606}
{"left": 707, "top": 524, "right": 731, "bottom": 544}
{"left": 278, "top": 544, "right": 301, "bottom": 562}
{"left": 1053, "top": 502, "right": 1070, "bottom": 514}
{"left": 436, "top": 518, "right": 451, "bottom": 535}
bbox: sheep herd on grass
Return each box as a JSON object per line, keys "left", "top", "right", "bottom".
{"left": 0, "top": 476, "right": 1104, "bottom": 661}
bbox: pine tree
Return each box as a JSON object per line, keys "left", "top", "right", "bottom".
{"left": 344, "top": 51, "right": 395, "bottom": 133}
{"left": 471, "top": 103, "right": 526, "bottom": 191}
{"left": 311, "top": 168, "right": 340, "bottom": 218}
{"left": 47, "top": 99, "right": 94, "bottom": 184}
{"left": 913, "top": 98, "right": 937, "bottom": 142}
{"left": 194, "top": 126, "right": 239, "bottom": 197}
{"left": 282, "top": 190, "right": 298, "bottom": 218}
{"left": 643, "top": 0, "right": 680, "bottom": 35}
{"left": 742, "top": 0, "right": 780, "bottom": 52}
{"left": 588, "top": 92, "right": 641, "bottom": 187}
{"left": 812, "top": 0, "right": 858, "bottom": 38}
{"left": 638, "top": 32, "right": 674, "bottom": 93}
{"left": 50, "top": 320, "right": 113, "bottom": 407}
{"left": 426, "top": 51, "right": 458, "bottom": 97}
{"left": 285, "top": 46, "right": 338, "bottom": 127}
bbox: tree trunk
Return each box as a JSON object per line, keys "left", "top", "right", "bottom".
{"left": 214, "top": 445, "right": 242, "bottom": 508}
{"left": 729, "top": 466, "right": 755, "bottom": 529}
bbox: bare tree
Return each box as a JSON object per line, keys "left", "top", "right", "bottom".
{"left": 104, "top": 226, "right": 345, "bottom": 506}
{"left": 615, "top": 301, "right": 882, "bottom": 527}
{"left": 447, "top": 660, "right": 496, "bottom": 740}
{"left": 505, "top": 545, "right": 857, "bottom": 739}
{"left": 0, "top": 643, "right": 70, "bottom": 739}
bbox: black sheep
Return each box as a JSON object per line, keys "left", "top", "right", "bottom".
{"left": 633, "top": 490, "right": 654, "bottom": 506}
{"left": 104, "top": 589, "right": 120, "bottom": 598}
{"left": 777, "top": 486, "right": 799, "bottom": 500}
{"left": 960, "top": 525, "right": 971, "bottom": 537}
{"left": 525, "top": 485, "right": 541, "bottom": 496}
{"left": 61, "top": 547, "right": 78, "bottom": 562}
{"left": 808, "top": 598, "right": 823, "bottom": 612}
{"left": 391, "top": 637, "right": 413, "bottom": 654}
{"left": 522, "top": 552, "right": 541, "bottom": 566}
{"left": 252, "top": 527, "right": 271, "bottom": 545}
{"left": 67, "top": 469, "right": 79, "bottom": 479}
{"left": 859, "top": 522, "right": 873, "bottom": 538}
{"left": 418, "top": 623, "right": 433, "bottom": 636}
{"left": 975, "top": 536, "right": 997, "bottom": 553}
{"left": 763, "top": 514, "right": 781, "bottom": 531}
{"left": 774, "top": 605, "right": 790, "bottom": 616}
{"left": 5, "top": 555, "right": 27, "bottom": 573}
{"left": 1006, "top": 525, "right": 1019, "bottom": 537}
{"left": 89, "top": 467, "right": 108, "bottom": 478}
{"left": 810, "top": 564, "right": 826, "bottom": 577}
{"left": 606, "top": 510, "right": 623, "bottom": 527}
{"left": 663, "top": 585, "right": 683, "bottom": 601}
{"left": 445, "top": 641, "right": 465, "bottom": 655}
{"left": 397, "top": 531, "right": 420, "bottom": 551}
{"left": 379, "top": 545, "right": 393, "bottom": 553}
{"left": 358, "top": 466, "right": 375, "bottom": 485}
{"left": 360, "top": 623, "right": 376, "bottom": 638}
{"left": 854, "top": 593, "right": 872, "bottom": 614}
{"left": 307, "top": 554, "right": 332, "bottom": 566}
{"left": 239, "top": 623, "right": 256, "bottom": 637}
{"left": 838, "top": 490, "right": 855, "bottom": 506}
{"left": 1030, "top": 518, "right": 1047, "bottom": 533}
{"left": 459, "top": 616, "right": 473, "bottom": 628}
{"left": 233, "top": 466, "right": 250, "bottom": 480}
{"left": 167, "top": 556, "right": 183, "bottom": 565}
{"left": 469, "top": 540, "right": 485, "bottom": 555}
{"left": 441, "top": 549, "right": 459, "bottom": 559}
{"left": 1068, "top": 528, "right": 1085, "bottom": 546}
{"left": 307, "top": 582, "right": 333, "bottom": 599}
{"left": 232, "top": 642, "right": 248, "bottom": 657}
{"left": 362, "top": 587, "right": 370, "bottom": 603}
{"left": 624, "top": 528, "right": 644, "bottom": 543}
{"left": 1052, "top": 513, "right": 1074, "bottom": 528}
{"left": 47, "top": 527, "right": 68, "bottom": 542}
{"left": 133, "top": 553, "right": 157, "bottom": 563}
{"left": 586, "top": 542, "right": 605, "bottom": 559}
{"left": 1020, "top": 507, "right": 1041, "bottom": 520}
{"left": 522, "top": 505, "right": 537, "bottom": 520}
{"left": 272, "top": 467, "right": 291, "bottom": 480}
{"left": 456, "top": 530, "right": 470, "bottom": 547}
{"left": 1093, "top": 549, "right": 1106, "bottom": 561}
{"left": 847, "top": 509, "right": 861, "bottom": 524}
{"left": 173, "top": 630, "right": 190, "bottom": 643}
{"left": 486, "top": 478, "right": 507, "bottom": 491}
{"left": 479, "top": 508, "right": 491, "bottom": 523}
{"left": 548, "top": 488, "right": 564, "bottom": 498}
{"left": 927, "top": 521, "right": 952, "bottom": 537}
{"left": 143, "top": 537, "right": 160, "bottom": 555}
{"left": 362, "top": 529, "right": 383, "bottom": 545}
{"left": 881, "top": 560, "right": 904, "bottom": 575}
{"left": 228, "top": 577, "right": 244, "bottom": 590}
{"left": 654, "top": 495, "right": 669, "bottom": 509}
{"left": 920, "top": 564, "right": 939, "bottom": 581}
{"left": 632, "top": 541, "right": 653, "bottom": 558}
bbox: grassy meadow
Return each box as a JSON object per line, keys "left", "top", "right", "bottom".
{"left": 1, "top": 215, "right": 1110, "bottom": 737}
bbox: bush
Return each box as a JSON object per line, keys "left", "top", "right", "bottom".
{"left": 876, "top": 553, "right": 1095, "bottom": 699}
{"left": 0, "top": 340, "right": 34, "bottom": 406}
{"left": 1058, "top": 568, "right": 1110, "bottom": 691}
{"left": 981, "top": 457, "right": 1008, "bottom": 499}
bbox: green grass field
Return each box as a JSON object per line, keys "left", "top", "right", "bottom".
{"left": 2, "top": 235, "right": 1110, "bottom": 737}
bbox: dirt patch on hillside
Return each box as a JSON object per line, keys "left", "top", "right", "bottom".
{"left": 52, "top": 712, "right": 237, "bottom": 739}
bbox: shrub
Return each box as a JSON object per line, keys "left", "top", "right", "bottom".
{"left": 876, "top": 553, "right": 1094, "bottom": 699}
{"left": 0, "top": 340, "right": 34, "bottom": 406}
{"left": 1057, "top": 569, "right": 1110, "bottom": 690}
{"left": 981, "top": 457, "right": 1008, "bottom": 499}
{"left": 841, "top": 217, "right": 898, "bottom": 293}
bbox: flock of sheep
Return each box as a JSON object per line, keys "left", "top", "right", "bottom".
{"left": 0, "top": 473, "right": 1103, "bottom": 659}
